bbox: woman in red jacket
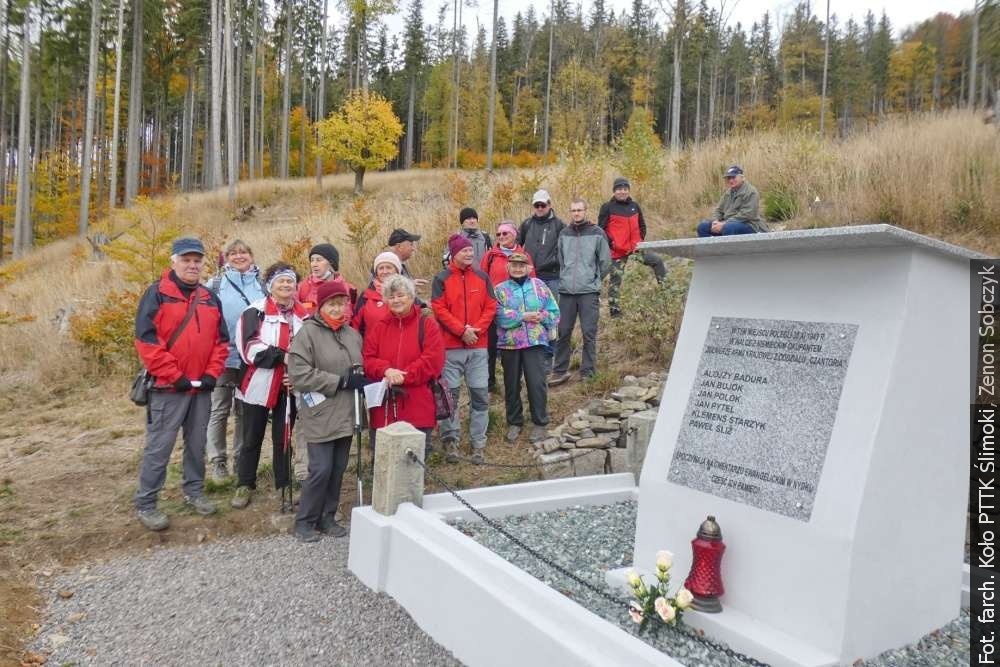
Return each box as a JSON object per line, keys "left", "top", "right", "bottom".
{"left": 351, "top": 251, "right": 401, "bottom": 337}
{"left": 362, "top": 274, "right": 445, "bottom": 453}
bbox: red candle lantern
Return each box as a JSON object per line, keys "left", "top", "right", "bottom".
{"left": 684, "top": 515, "right": 726, "bottom": 613}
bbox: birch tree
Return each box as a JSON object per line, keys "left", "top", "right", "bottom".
{"left": 124, "top": 0, "right": 144, "bottom": 206}
{"left": 13, "top": 9, "right": 31, "bottom": 257}
{"left": 78, "top": 0, "right": 101, "bottom": 235}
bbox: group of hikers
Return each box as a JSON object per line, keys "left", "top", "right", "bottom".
{"left": 133, "top": 166, "right": 766, "bottom": 541}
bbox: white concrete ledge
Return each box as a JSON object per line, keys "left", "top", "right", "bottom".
{"left": 349, "top": 475, "right": 682, "bottom": 667}
{"left": 639, "top": 224, "right": 988, "bottom": 261}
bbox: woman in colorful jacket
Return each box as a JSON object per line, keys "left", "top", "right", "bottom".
{"left": 362, "top": 274, "right": 445, "bottom": 454}
{"left": 204, "top": 239, "right": 266, "bottom": 482}
{"left": 494, "top": 252, "right": 560, "bottom": 445}
{"left": 231, "top": 262, "right": 309, "bottom": 509}
{"left": 287, "top": 280, "right": 367, "bottom": 542}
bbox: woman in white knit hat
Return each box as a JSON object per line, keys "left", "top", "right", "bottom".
{"left": 351, "top": 251, "right": 403, "bottom": 337}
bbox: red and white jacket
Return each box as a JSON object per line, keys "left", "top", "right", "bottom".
{"left": 236, "top": 296, "right": 308, "bottom": 408}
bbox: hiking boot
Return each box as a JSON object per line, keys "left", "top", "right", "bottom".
{"left": 137, "top": 508, "right": 169, "bottom": 531}
{"left": 529, "top": 425, "right": 548, "bottom": 444}
{"left": 231, "top": 486, "right": 252, "bottom": 509}
{"left": 443, "top": 439, "right": 459, "bottom": 464}
{"left": 471, "top": 449, "right": 485, "bottom": 465}
{"left": 211, "top": 461, "right": 229, "bottom": 482}
{"left": 294, "top": 525, "right": 321, "bottom": 543}
{"left": 185, "top": 495, "right": 217, "bottom": 516}
{"left": 505, "top": 425, "right": 522, "bottom": 443}
{"left": 548, "top": 372, "right": 571, "bottom": 387}
{"left": 318, "top": 514, "right": 348, "bottom": 538}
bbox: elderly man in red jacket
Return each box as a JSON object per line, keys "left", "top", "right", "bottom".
{"left": 431, "top": 234, "right": 498, "bottom": 464}
{"left": 133, "top": 237, "right": 229, "bottom": 531}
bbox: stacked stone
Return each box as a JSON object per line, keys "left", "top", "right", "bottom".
{"left": 534, "top": 372, "right": 666, "bottom": 479}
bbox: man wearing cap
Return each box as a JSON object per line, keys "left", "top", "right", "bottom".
{"left": 133, "top": 237, "right": 229, "bottom": 531}
{"left": 432, "top": 233, "right": 498, "bottom": 464}
{"left": 697, "top": 166, "right": 768, "bottom": 236}
{"left": 443, "top": 208, "right": 492, "bottom": 267}
{"left": 518, "top": 190, "right": 565, "bottom": 298}
{"left": 598, "top": 177, "right": 667, "bottom": 318}
{"left": 386, "top": 228, "right": 429, "bottom": 289}
{"left": 550, "top": 198, "right": 611, "bottom": 385}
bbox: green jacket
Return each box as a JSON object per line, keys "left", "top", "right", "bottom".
{"left": 287, "top": 317, "right": 364, "bottom": 444}
{"left": 713, "top": 181, "right": 768, "bottom": 232}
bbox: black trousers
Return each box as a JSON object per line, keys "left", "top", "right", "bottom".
{"left": 295, "top": 436, "right": 352, "bottom": 529}
{"left": 487, "top": 321, "right": 498, "bottom": 389}
{"left": 239, "top": 391, "right": 295, "bottom": 490}
{"left": 500, "top": 345, "right": 549, "bottom": 427}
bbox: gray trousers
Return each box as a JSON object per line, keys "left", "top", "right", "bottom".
{"left": 295, "top": 436, "right": 352, "bottom": 529}
{"left": 440, "top": 348, "right": 490, "bottom": 449}
{"left": 135, "top": 390, "right": 210, "bottom": 510}
{"left": 500, "top": 345, "right": 549, "bottom": 427}
{"left": 554, "top": 292, "right": 600, "bottom": 377}
{"left": 205, "top": 367, "right": 244, "bottom": 466}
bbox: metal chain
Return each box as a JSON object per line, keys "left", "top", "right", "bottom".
{"left": 406, "top": 451, "right": 769, "bottom": 667}
{"left": 444, "top": 447, "right": 606, "bottom": 469}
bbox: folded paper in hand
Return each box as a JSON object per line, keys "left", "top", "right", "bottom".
{"left": 363, "top": 379, "right": 388, "bottom": 407}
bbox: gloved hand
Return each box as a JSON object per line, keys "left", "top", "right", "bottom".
{"left": 339, "top": 370, "right": 369, "bottom": 391}
{"left": 200, "top": 375, "right": 217, "bottom": 391}
{"left": 173, "top": 377, "right": 193, "bottom": 392}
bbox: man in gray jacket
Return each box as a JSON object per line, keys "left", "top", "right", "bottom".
{"left": 696, "top": 165, "right": 769, "bottom": 236}
{"left": 550, "top": 198, "right": 611, "bottom": 385}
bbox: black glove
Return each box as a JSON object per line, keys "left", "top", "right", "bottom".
{"left": 173, "top": 377, "right": 193, "bottom": 392}
{"left": 200, "top": 375, "right": 217, "bottom": 391}
{"left": 339, "top": 370, "right": 369, "bottom": 391}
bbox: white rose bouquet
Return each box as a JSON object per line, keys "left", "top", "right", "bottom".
{"left": 624, "top": 550, "right": 693, "bottom": 633}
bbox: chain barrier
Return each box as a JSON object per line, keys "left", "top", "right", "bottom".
{"left": 405, "top": 451, "right": 769, "bottom": 667}
{"left": 443, "top": 446, "right": 606, "bottom": 470}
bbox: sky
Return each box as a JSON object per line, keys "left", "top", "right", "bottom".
{"left": 384, "top": 0, "right": 974, "bottom": 43}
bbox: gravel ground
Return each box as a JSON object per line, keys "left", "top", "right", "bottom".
{"left": 30, "top": 535, "right": 461, "bottom": 666}
{"left": 454, "top": 500, "right": 970, "bottom": 667}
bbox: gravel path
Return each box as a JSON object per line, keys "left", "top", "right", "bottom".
{"left": 30, "top": 535, "right": 461, "bottom": 666}
{"left": 454, "top": 500, "right": 970, "bottom": 667}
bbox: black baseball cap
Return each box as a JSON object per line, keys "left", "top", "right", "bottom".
{"left": 387, "top": 228, "right": 421, "bottom": 245}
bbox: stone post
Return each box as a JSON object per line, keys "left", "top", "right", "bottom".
{"left": 372, "top": 421, "right": 425, "bottom": 516}
{"left": 626, "top": 410, "right": 657, "bottom": 481}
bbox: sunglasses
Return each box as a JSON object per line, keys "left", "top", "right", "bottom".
{"left": 533, "top": 203, "right": 549, "bottom": 208}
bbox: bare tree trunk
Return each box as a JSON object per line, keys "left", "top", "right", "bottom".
{"left": 404, "top": 73, "right": 417, "bottom": 168}
{"left": 124, "top": 0, "right": 144, "bottom": 206}
{"left": 108, "top": 0, "right": 125, "bottom": 208}
{"left": 209, "top": 0, "right": 223, "bottom": 188}
{"left": 13, "top": 13, "right": 31, "bottom": 258}
{"left": 279, "top": 0, "right": 291, "bottom": 179}
{"left": 694, "top": 55, "right": 702, "bottom": 144}
{"left": 181, "top": 67, "right": 193, "bottom": 189}
{"left": 969, "top": 0, "right": 980, "bottom": 108}
{"left": 315, "top": 0, "right": 327, "bottom": 186}
{"left": 0, "top": 1, "right": 10, "bottom": 259}
{"left": 248, "top": 0, "right": 258, "bottom": 179}
{"left": 300, "top": 63, "right": 307, "bottom": 177}
{"left": 818, "top": 0, "right": 830, "bottom": 136}
{"left": 485, "top": 0, "right": 498, "bottom": 170}
{"left": 225, "top": 0, "right": 236, "bottom": 199}
{"left": 78, "top": 0, "right": 101, "bottom": 235}
{"left": 542, "top": 0, "right": 554, "bottom": 158}
{"left": 670, "top": 1, "right": 684, "bottom": 152}
{"left": 450, "top": 0, "right": 461, "bottom": 167}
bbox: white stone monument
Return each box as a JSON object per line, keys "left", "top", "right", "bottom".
{"left": 634, "top": 225, "right": 979, "bottom": 666}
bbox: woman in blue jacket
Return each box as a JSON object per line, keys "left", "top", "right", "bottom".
{"left": 204, "top": 239, "right": 265, "bottom": 481}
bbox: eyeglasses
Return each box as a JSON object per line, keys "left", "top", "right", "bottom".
{"left": 533, "top": 203, "right": 549, "bottom": 209}
{"left": 497, "top": 231, "right": 513, "bottom": 237}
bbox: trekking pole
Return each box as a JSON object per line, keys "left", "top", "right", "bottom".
{"left": 352, "top": 365, "right": 364, "bottom": 506}
{"left": 282, "top": 393, "right": 293, "bottom": 513}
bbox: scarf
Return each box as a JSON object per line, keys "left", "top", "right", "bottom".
{"left": 320, "top": 310, "right": 348, "bottom": 331}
